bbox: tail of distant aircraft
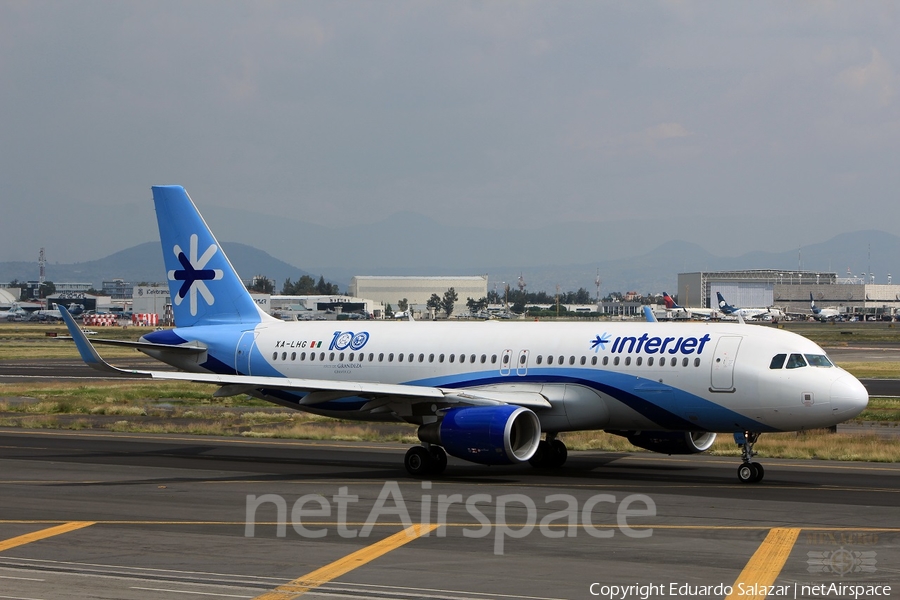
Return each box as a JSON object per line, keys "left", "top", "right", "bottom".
{"left": 152, "top": 185, "right": 271, "bottom": 327}
{"left": 716, "top": 292, "right": 737, "bottom": 315}
{"left": 809, "top": 292, "right": 821, "bottom": 315}
{"left": 662, "top": 292, "right": 683, "bottom": 311}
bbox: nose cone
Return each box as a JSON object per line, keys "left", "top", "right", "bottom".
{"left": 830, "top": 375, "right": 869, "bottom": 420}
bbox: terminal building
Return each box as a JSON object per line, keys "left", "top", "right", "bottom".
{"left": 678, "top": 270, "right": 900, "bottom": 319}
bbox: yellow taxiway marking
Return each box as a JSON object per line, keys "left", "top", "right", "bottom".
{"left": 0, "top": 521, "right": 95, "bottom": 553}
{"left": 253, "top": 523, "right": 438, "bottom": 599}
{"left": 725, "top": 527, "right": 801, "bottom": 600}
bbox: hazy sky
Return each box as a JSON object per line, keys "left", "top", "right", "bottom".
{"left": 2, "top": 1, "right": 899, "bottom": 263}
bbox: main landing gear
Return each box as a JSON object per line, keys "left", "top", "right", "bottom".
{"left": 735, "top": 431, "right": 765, "bottom": 483}
{"left": 404, "top": 444, "right": 447, "bottom": 477}
{"left": 529, "top": 433, "right": 568, "bottom": 469}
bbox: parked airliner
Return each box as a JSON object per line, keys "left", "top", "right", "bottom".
{"left": 809, "top": 293, "right": 842, "bottom": 321}
{"left": 716, "top": 292, "right": 785, "bottom": 321}
{"left": 60, "top": 186, "right": 868, "bottom": 483}
{"left": 662, "top": 292, "right": 718, "bottom": 319}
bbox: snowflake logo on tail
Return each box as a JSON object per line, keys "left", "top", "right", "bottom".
{"left": 168, "top": 234, "right": 224, "bottom": 316}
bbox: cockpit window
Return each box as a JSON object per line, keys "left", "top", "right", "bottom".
{"left": 769, "top": 354, "right": 786, "bottom": 369}
{"left": 804, "top": 354, "right": 833, "bottom": 367}
{"left": 785, "top": 353, "right": 807, "bottom": 369}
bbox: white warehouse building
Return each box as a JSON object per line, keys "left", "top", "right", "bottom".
{"left": 348, "top": 276, "right": 489, "bottom": 308}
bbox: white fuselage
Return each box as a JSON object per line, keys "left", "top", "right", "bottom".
{"left": 165, "top": 319, "right": 868, "bottom": 435}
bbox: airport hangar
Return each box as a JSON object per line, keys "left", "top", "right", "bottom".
{"left": 677, "top": 269, "right": 900, "bottom": 318}
{"left": 348, "top": 275, "right": 489, "bottom": 315}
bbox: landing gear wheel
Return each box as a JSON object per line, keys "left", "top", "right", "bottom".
{"left": 429, "top": 446, "right": 448, "bottom": 475}
{"left": 750, "top": 461, "right": 765, "bottom": 483}
{"left": 548, "top": 439, "right": 568, "bottom": 468}
{"left": 528, "top": 440, "right": 549, "bottom": 468}
{"left": 737, "top": 463, "right": 755, "bottom": 483}
{"left": 405, "top": 446, "right": 433, "bottom": 477}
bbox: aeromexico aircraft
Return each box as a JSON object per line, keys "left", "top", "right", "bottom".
{"left": 60, "top": 186, "right": 869, "bottom": 484}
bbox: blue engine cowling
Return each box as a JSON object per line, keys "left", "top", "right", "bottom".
{"left": 417, "top": 405, "right": 542, "bottom": 465}
{"left": 613, "top": 430, "right": 717, "bottom": 455}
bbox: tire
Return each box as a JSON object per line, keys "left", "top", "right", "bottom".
{"left": 528, "top": 440, "right": 550, "bottom": 468}
{"left": 548, "top": 439, "right": 568, "bottom": 468}
{"left": 737, "top": 463, "right": 755, "bottom": 483}
{"left": 429, "top": 446, "right": 448, "bottom": 475}
{"left": 405, "top": 446, "right": 433, "bottom": 477}
{"left": 750, "top": 462, "right": 765, "bottom": 483}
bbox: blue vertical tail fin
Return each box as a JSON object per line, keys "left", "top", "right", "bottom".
{"left": 716, "top": 292, "right": 736, "bottom": 315}
{"left": 152, "top": 185, "right": 270, "bottom": 327}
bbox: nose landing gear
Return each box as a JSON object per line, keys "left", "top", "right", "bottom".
{"left": 735, "top": 431, "right": 764, "bottom": 483}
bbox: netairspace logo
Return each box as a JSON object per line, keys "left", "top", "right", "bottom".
{"left": 245, "top": 482, "right": 656, "bottom": 555}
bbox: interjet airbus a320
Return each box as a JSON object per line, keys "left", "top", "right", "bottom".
{"left": 60, "top": 186, "right": 869, "bottom": 484}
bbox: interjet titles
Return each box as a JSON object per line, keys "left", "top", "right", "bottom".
{"left": 609, "top": 333, "right": 711, "bottom": 355}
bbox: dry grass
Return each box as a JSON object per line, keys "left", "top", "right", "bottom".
{"left": 561, "top": 429, "right": 900, "bottom": 462}
{"left": 1, "top": 372, "right": 899, "bottom": 462}
{"left": 838, "top": 362, "right": 900, "bottom": 379}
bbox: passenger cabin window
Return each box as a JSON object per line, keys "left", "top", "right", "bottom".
{"left": 805, "top": 354, "right": 833, "bottom": 367}
{"left": 786, "top": 353, "right": 807, "bottom": 369}
{"left": 536, "top": 355, "right": 543, "bottom": 365}
{"left": 648, "top": 357, "right": 654, "bottom": 366}
{"left": 770, "top": 354, "right": 786, "bottom": 369}
{"left": 547, "top": 355, "right": 553, "bottom": 365}
{"left": 591, "top": 356, "right": 597, "bottom": 365}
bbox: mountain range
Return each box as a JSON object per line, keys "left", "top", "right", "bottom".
{"left": 2, "top": 229, "right": 898, "bottom": 298}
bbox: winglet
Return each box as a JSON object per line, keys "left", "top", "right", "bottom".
{"left": 59, "top": 306, "right": 146, "bottom": 377}
{"left": 643, "top": 305, "right": 658, "bottom": 323}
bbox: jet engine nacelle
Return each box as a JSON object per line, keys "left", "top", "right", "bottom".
{"left": 615, "top": 430, "right": 717, "bottom": 455}
{"left": 418, "top": 405, "right": 542, "bottom": 465}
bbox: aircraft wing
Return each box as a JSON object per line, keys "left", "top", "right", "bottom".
{"left": 59, "top": 307, "right": 550, "bottom": 410}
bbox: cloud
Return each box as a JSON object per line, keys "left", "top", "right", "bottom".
{"left": 569, "top": 122, "right": 694, "bottom": 156}
{"left": 838, "top": 48, "right": 896, "bottom": 106}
